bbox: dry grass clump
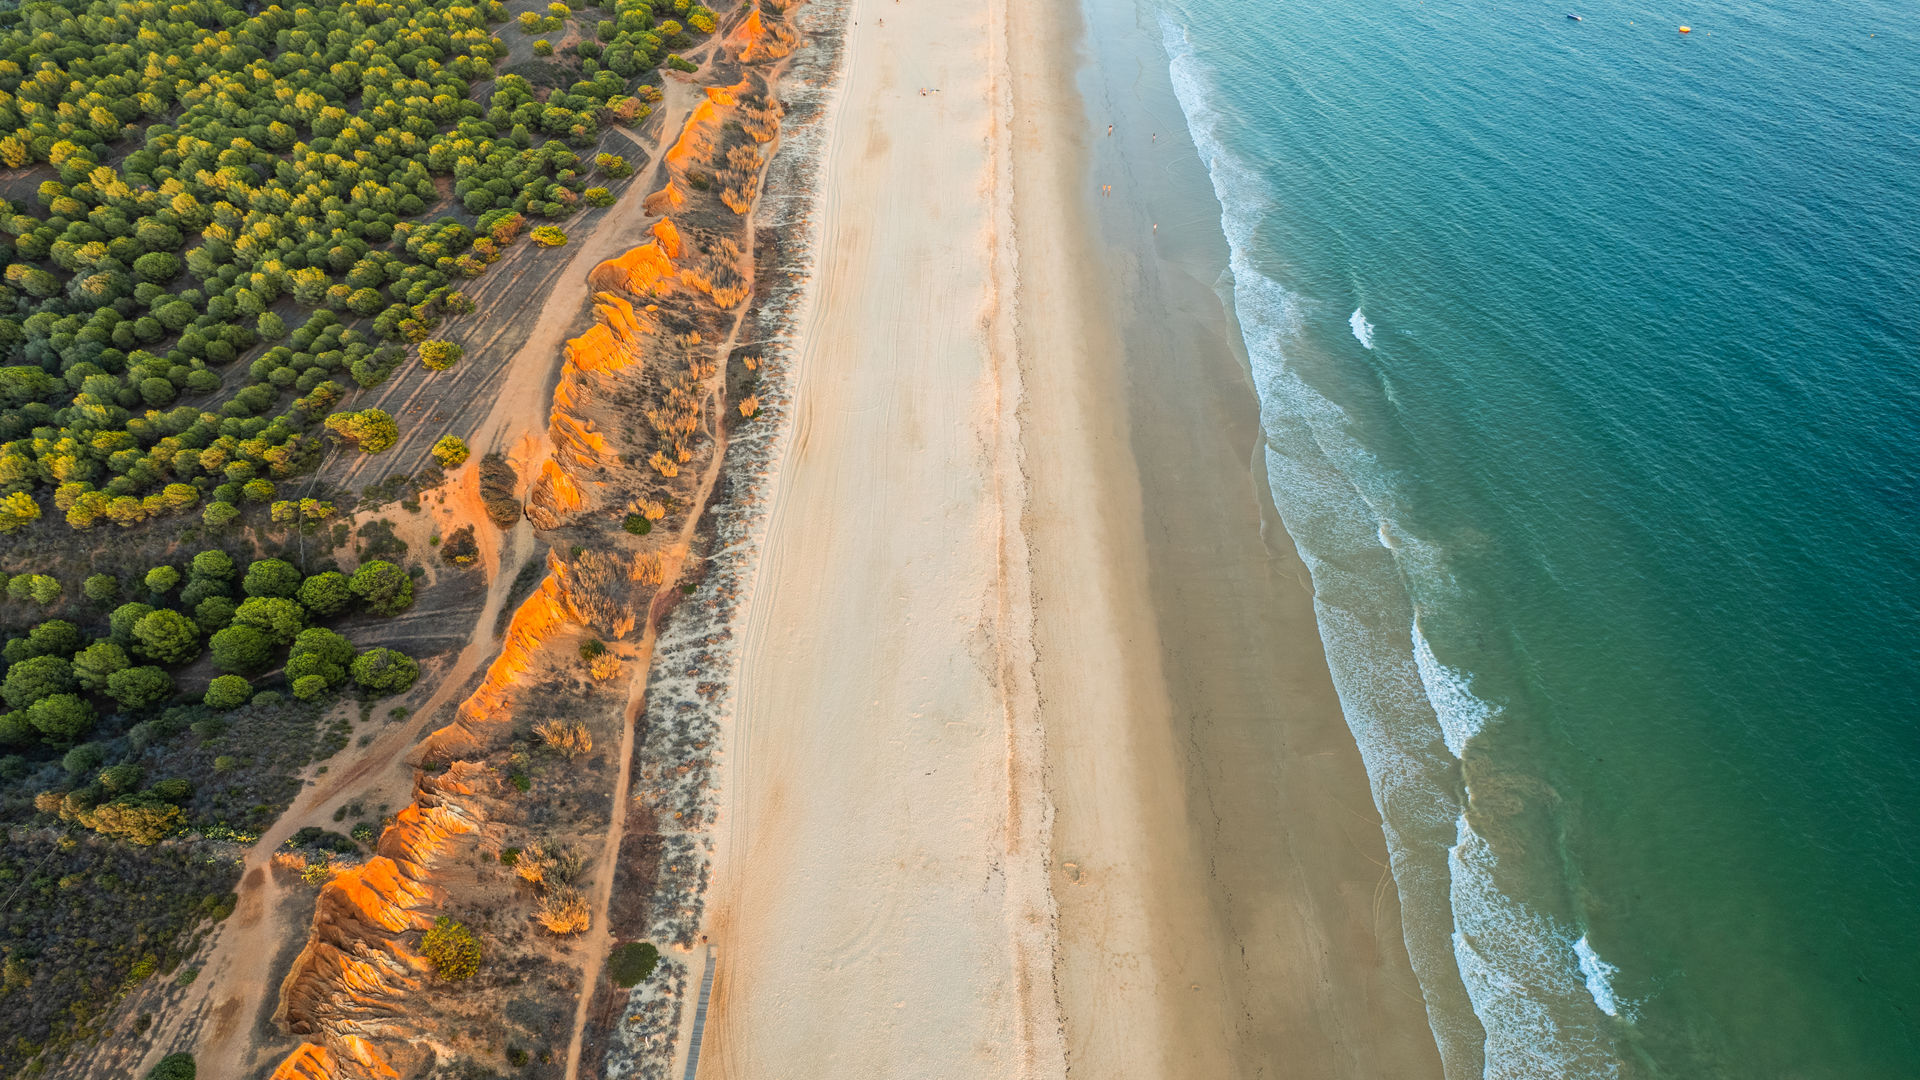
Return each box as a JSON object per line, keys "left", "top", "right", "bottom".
{"left": 533, "top": 718, "right": 593, "bottom": 756}
{"left": 631, "top": 551, "right": 667, "bottom": 586}
{"left": 588, "top": 653, "right": 624, "bottom": 681}
{"left": 514, "top": 843, "right": 550, "bottom": 885}
{"left": 738, "top": 394, "right": 760, "bottom": 418}
{"left": 534, "top": 886, "right": 591, "bottom": 935}
{"left": 678, "top": 237, "right": 748, "bottom": 308}
{"left": 514, "top": 839, "right": 585, "bottom": 887}
{"left": 719, "top": 143, "right": 765, "bottom": 213}
{"left": 644, "top": 372, "right": 705, "bottom": 476}
{"left": 740, "top": 95, "right": 785, "bottom": 142}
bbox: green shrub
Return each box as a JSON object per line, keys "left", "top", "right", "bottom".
{"left": 420, "top": 917, "right": 481, "bottom": 980}
{"left": 431, "top": 435, "right": 471, "bottom": 468}
{"left": 622, "top": 513, "right": 651, "bottom": 535}
{"left": 62, "top": 742, "right": 106, "bottom": 777}
{"left": 418, "top": 339, "right": 463, "bottom": 371}
{"left": 351, "top": 649, "right": 419, "bottom": 696}
{"left": 608, "top": 941, "right": 659, "bottom": 987}
{"left": 99, "top": 762, "right": 144, "bottom": 793}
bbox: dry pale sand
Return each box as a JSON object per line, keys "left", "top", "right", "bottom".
{"left": 702, "top": 0, "right": 1445, "bottom": 1075}
{"left": 700, "top": 0, "right": 1059, "bottom": 1076}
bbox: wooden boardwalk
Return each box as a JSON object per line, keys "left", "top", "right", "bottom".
{"left": 684, "top": 946, "right": 718, "bottom": 1080}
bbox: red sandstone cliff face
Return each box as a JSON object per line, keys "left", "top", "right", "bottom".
{"left": 528, "top": 292, "right": 652, "bottom": 529}
{"left": 271, "top": 764, "right": 502, "bottom": 1078}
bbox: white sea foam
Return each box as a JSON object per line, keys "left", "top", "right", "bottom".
{"left": 1351, "top": 307, "right": 1376, "bottom": 349}
{"left": 1450, "top": 816, "right": 1626, "bottom": 1079}
{"left": 1412, "top": 620, "right": 1497, "bottom": 759}
{"left": 1162, "top": 13, "right": 1626, "bottom": 1080}
{"left": 1574, "top": 935, "right": 1626, "bottom": 1019}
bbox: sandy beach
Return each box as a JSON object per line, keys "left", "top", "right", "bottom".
{"left": 701, "top": 0, "right": 1445, "bottom": 1074}
{"left": 698, "top": 0, "right": 1059, "bottom": 1074}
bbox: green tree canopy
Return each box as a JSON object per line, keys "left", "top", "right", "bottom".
{"left": 242, "top": 559, "right": 303, "bottom": 599}
{"left": 82, "top": 573, "right": 120, "bottom": 603}
{"left": 132, "top": 610, "right": 201, "bottom": 666}
{"left": 208, "top": 625, "right": 274, "bottom": 675}
{"left": 71, "top": 642, "right": 131, "bottom": 692}
{"left": 232, "top": 597, "right": 305, "bottom": 645}
{"left": 191, "top": 550, "right": 237, "bottom": 582}
{"left": 26, "top": 694, "right": 95, "bottom": 742}
{"left": 108, "top": 602, "right": 154, "bottom": 645}
{"left": 287, "top": 627, "right": 355, "bottom": 688}
{"left": 0, "top": 491, "right": 40, "bottom": 533}
{"left": 418, "top": 339, "right": 462, "bottom": 371}
{"left": 91, "top": 798, "right": 185, "bottom": 846}
{"left": 193, "top": 596, "right": 238, "bottom": 634}
{"left": 24, "top": 620, "right": 82, "bottom": 658}
{"left": 203, "top": 675, "right": 252, "bottom": 710}
{"left": 144, "top": 565, "right": 181, "bottom": 595}
{"left": 106, "top": 666, "right": 174, "bottom": 710}
{"left": 295, "top": 572, "right": 352, "bottom": 617}
{"left": 349, "top": 561, "right": 414, "bottom": 616}
{"left": 323, "top": 408, "right": 399, "bottom": 453}
{"left": 431, "top": 435, "right": 471, "bottom": 468}
{"left": 4, "top": 655, "right": 74, "bottom": 709}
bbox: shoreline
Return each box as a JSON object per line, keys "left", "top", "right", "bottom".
{"left": 1007, "top": 0, "right": 1447, "bottom": 1075}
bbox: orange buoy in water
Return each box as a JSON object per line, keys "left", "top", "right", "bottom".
{"left": 1679, "top": 25, "right": 1691, "bottom": 32}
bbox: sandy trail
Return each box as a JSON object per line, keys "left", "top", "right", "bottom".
{"left": 699, "top": 0, "right": 1062, "bottom": 1075}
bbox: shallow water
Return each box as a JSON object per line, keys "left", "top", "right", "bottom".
{"left": 1147, "top": 0, "right": 1920, "bottom": 1075}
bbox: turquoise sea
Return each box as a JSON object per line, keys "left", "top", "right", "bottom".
{"left": 1144, "top": 0, "right": 1919, "bottom": 1076}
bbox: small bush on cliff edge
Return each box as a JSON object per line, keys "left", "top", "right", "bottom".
{"left": 420, "top": 917, "right": 482, "bottom": 981}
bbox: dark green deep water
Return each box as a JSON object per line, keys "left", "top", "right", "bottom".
{"left": 1150, "top": 1, "right": 1919, "bottom": 1075}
